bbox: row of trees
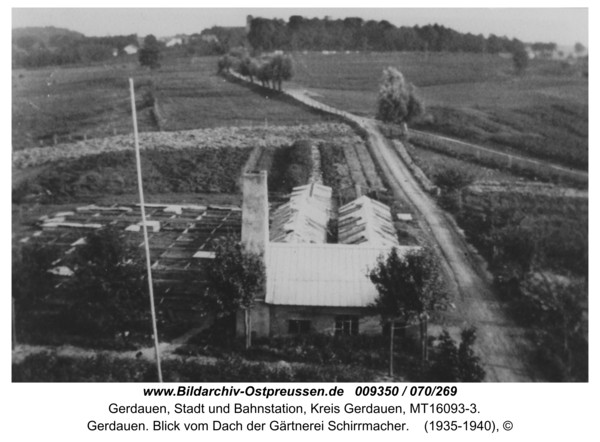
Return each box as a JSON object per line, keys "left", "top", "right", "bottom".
{"left": 248, "top": 16, "right": 529, "bottom": 55}
{"left": 218, "top": 51, "right": 295, "bottom": 90}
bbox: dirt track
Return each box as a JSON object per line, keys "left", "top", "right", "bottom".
{"left": 286, "top": 88, "right": 537, "bottom": 382}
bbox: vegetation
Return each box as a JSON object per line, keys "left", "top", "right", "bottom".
{"left": 369, "top": 247, "right": 447, "bottom": 374}
{"left": 64, "top": 227, "right": 150, "bottom": 336}
{"left": 248, "top": 16, "right": 530, "bottom": 53}
{"left": 13, "top": 352, "right": 375, "bottom": 382}
{"left": 512, "top": 44, "right": 529, "bottom": 74}
{"left": 267, "top": 140, "right": 314, "bottom": 193}
{"left": 12, "top": 56, "right": 326, "bottom": 150}
{"left": 13, "top": 147, "right": 252, "bottom": 204}
{"left": 138, "top": 35, "right": 161, "bottom": 69}
{"left": 376, "top": 67, "right": 424, "bottom": 133}
{"left": 222, "top": 50, "right": 295, "bottom": 91}
{"left": 204, "top": 236, "right": 266, "bottom": 349}
{"left": 12, "top": 242, "right": 60, "bottom": 312}
{"left": 12, "top": 227, "right": 153, "bottom": 344}
{"left": 12, "top": 26, "right": 138, "bottom": 68}
{"left": 453, "top": 189, "right": 587, "bottom": 381}
{"left": 425, "top": 328, "right": 486, "bottom": 382}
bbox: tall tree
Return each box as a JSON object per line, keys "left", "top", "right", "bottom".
{"left": 512, "top": 44, "right": 529, "bottom": 74}
{"left": 376, "top": 67, "right": 425, "bottom": 135}
{"left": 574, "top": 42, "right": 586, "bottom": 55}
{"left": 139, "top": 34, "right": 161, "bottom": 69}
{"left": 67, "top": 227, "right": 149, "bottom": 336}
{"left": 269, "top": 54, "right": 295, "bottom": 90}
{"left": 204, "top": 235, "right": 266, "bottom": 349}
{"left": 369, "top": 247, "right": 446, "bottom": 375}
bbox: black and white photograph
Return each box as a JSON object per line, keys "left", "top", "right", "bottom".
{"left": 11, "top": 5, "right": 589, "bottom": 386}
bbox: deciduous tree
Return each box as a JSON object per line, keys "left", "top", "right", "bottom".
{"left": 204, "top": 235, "right": 266, "bottom": 349}
{"left": 376, "top": 67, "right": 424, "bottom": 135}
{"left": 369, "top": 247, "right": 446, "bottom": 375}
{"left": 139, "top": 34, "right": 161, "bottom": 70}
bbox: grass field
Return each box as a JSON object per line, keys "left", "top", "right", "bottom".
{"left": 12, "top": 54, "right": 329, "bottom": 150}
{"left": 290, "top": 51, "right": 588, "bottom": 168}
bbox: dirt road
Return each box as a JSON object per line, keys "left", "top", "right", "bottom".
{"left": 286, "top": 89, "right": 537, "bottom": 381}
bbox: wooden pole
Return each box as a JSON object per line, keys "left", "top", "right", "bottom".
{"left": 129, "top": 78, "right": 163, "bottom": 382}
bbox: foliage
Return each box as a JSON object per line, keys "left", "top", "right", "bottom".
{"left": 12, "top": 27, "right": 138, "bottom": 68}
{"left": 519, "top": 272, "right": 587, "bottom": 381}
{"left": 12, "top": 242, "right": 60, "bottom": 311}
{"left": 204, "top": 235, "right": 265, "bottom": 348}
{"left": 12, "top": 352, "right": 375, "bottom": 382}
{"left": 369, "top": 247, "right": 447, "bottom": 321}
{"left": 183, "top": 327, "right": 425, "bottom": 372}
{"left": 217, "top": 54, "right": 233, "bottom": 74}
{"left": 426, "top": 328, "right": 486, "bottom": 382}
{"left": 268, "top": 140, "right": 314, "bottom": 193}
{"left": 14, "top": 147, "right": 252, "bottom": 203}
{"left": 269, "top": 54, "right": 295, "bottom": 90}
{"left": 376, "top": 67, "right": 424, "bottom": 130}
{"left": 512, "top": 44, "right": 529, "bottom": 74}
{"left": 64, "top": 227, "right": 149, "bottom": 336}
{"left": 432, "top": 165, "right": 475, "bottom": 192}
{"left": 138, "top": 35, "right": 161, "bottom": 70}
{"left": 247, "top": 16, "right": 527, "bottom": 54}
{"left": 204, "top": 235, "right": 265, "bottom": 315}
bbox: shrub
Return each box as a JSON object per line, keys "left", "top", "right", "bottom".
{"left": 62, "top": 227, "right": 150, "bottom": 337}
{"left": 426, "top": 327, "right": 485, "bottom": 382}
{"left": 432, "top": 165, "right": 475, "bottom": 192}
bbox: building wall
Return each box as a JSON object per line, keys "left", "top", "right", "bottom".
{"left": 269, "top": 305, "right": 382, "bottom": 336}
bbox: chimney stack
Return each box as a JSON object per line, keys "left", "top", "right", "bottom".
{"left": 241, "top": 171, "right": 269, "bottom": 258}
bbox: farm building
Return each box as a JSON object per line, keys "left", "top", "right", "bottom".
{"left": 237, "top": 172, "right": 418, "bottom": 337}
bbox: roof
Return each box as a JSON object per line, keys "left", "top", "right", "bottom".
{"left": 266, "top": 242, "right": 420, "bottom": 307}
{"left": 338, "top": 196, "right": 399, "bottom": 248}
{"left": 269, "top": 183, "right": 333, "bottom": 244}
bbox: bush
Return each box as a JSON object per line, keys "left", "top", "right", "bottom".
{"left": 432, "top": 165, "right": 475, "bottom": 192}
{"left": 425, "top": 327, "right": 485, "bottom": 382}
{"left": 268, "top": 140, "right": 314, "bottom": 193}
{"left": 62, "top": 227, "right": 150, "bottom": 337}
{"left": 13, "top": 352, "right": 376, "bottom": 382}
{"left": 13, "top": 242, "right": 60, "bottom": 312}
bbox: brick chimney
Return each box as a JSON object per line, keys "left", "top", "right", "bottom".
{"left": 239, "top": 171, "right": 270, "bottom": 337}
{"left": 241, "top": 171, "right": 269, "bottom": 259}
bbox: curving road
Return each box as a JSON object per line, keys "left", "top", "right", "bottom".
{"left": 285, "top": 88, "right": 537, "bottom": 382}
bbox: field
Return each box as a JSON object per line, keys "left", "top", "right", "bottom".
{"left": 12, "top": 54, "right": 330, "bottom": 150}
{"left": 290, "top": 51, "right": 588, "bottom": 169}
{"left": 403, "top": 141, "right": 588, "bottom": 381}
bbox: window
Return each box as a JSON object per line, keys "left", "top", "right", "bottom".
{"left": 288, "top": 319, "right": 311, "bottom": 334}
{"left": 335, "top": 315, "right": 359, "bottom": 335}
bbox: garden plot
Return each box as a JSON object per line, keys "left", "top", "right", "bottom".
{"left": 18, "top": 203, "right": 243, "bottom": 313}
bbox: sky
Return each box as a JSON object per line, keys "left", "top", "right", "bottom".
{"left": 11, "top": 5, "right": 589, "bottom": 47}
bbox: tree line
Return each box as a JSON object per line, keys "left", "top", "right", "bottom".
{"left": 248, "top": 16, "right": 530, "bottom": 54}
{"left": 13, "top": 27, "right": 138, "bottom": 68}
{"left": 218, "top": 49, "right": 294, "bottom": 90}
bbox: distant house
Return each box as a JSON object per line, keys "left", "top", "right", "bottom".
{"left": 238, "top": 172, "right": 418, "bottom": 337}
{"left": 201, "top": 34, "right": 219, "bottom": 43}
{"left": 124, "top": 44, "right": 138, "bottom": 55}
{"left": 166, "top": 37, "right": 183, "bottom": 48}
